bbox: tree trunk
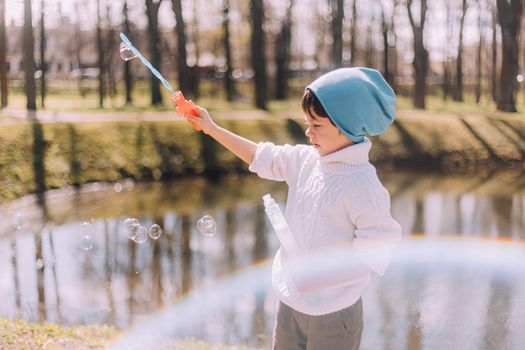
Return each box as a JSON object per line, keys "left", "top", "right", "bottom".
{"left": 23, "top": 0, "right": 36, "bottom": 111}
{"left": 350, "top": 0, "right": 357, "bottom": 66}
{"left": 39, "top": 0, "right": 46, "bottom": 109}
{"left": 123, "top": 0, "right": 133, "bottom": 105}
{"left": 0, "top": 0, "right": 8, "bottom": 108}
{"left": 443, "top": 0, "right": 452, "bottom": 101}
{"left": 275, "top": 0, "right": 294, "bottom": 100}
{"left": 475, "top": 1, "right": 483, "bottom": 104}
{"left": 313, "top": 3, "right": 326, "bottom": 70}
{"left": 96, "top": 0, "right": 104, "bottom": 108}
{"left": 250, "top": 0, "right": 267, "bottom": 110}
{"left": 222, "top": 0, "right": 236, "bottom": 101}
{"left": 366, "top": 25, "right": 373, "bottom": 67}
{"left": 491, "top": 5, "right": 498, "bottom": 102}
{"left": 105, "top": 4, "right": 117, "bottom": 106}
{"left": 74, "top": 0, "right": 84, "bottom": 97}
{"left": 407, "top": 0, "right": 428, "bottom": 109}
{"left": 379, "top": 3, "right": 390, "bottom": 85}
{"left": 191, "top": 0, "right": 200, "bottom": 99}
{"left": 453, "top": 0, "right": 468, "bottom": 102}
{"left": 390, "top": 0, "right": 399, "bottom": 92}
{"left": 171, "top": 0, "right": 192, "bottom": 98}
{"left": 496, "top": 0, "right": 522, "bottom": 112}
{"left": 331, "top": 0, "right": 344, "bottom": 68}
{"left": 146, "top": 0, "right": 163, "bottom": 106}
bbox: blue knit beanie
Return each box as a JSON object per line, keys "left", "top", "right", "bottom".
{"left": 307, "top": 67, "right": 396, "bottom": 143}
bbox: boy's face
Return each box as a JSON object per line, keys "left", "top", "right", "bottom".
{"left": 304, "top": 112, "right": 353, "bottom": 156}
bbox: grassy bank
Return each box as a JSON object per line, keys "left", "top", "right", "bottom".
{"left": 0, "top": 317, "right": 259, "bottom": 350}
{"left": 0, "top": 317, "right": 117, "bottom": 349}
{"left": 1, "top": 112, "right": 525, "bottom": 204}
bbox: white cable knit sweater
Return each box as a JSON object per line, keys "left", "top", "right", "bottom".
{"left": 249, "top": 138, "right": 402, "bottom": 316}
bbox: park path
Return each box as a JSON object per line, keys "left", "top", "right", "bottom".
{"left": 0, "top": 107, "right": 300, "bottom": 125}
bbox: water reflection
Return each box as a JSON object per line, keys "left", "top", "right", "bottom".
{"left": 0, "top": 170, "right": 524, "bottom": 349}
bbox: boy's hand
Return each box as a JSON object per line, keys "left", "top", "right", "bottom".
{"left": 185, "top": 106, "right": 217, "bottom": 135}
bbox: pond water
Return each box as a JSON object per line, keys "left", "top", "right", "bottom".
{"left": 1, "top": 169, "right": 525, "bottom": 349}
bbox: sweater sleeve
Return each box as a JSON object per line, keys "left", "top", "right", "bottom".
{"left": 348, "top": 180, "right": 402, "bottom": 276}
{"left": 248, "top": 142, "right": 309, "bottom": 183}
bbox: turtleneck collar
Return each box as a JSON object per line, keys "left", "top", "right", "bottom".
{"left": 318, "top": 137, "right": 371, "bottom": 171}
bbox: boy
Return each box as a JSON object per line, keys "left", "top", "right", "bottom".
{"left": 178, "top": 67, "right": 402, "bottom": 350}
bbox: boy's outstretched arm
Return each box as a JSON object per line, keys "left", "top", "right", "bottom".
{"left": 184, "top": 106, "right": 257, "bottom": 165}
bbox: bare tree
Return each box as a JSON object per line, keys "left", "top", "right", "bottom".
{"left": 171, "top": 0, "right": 192, "bottom": 98}
{"left": 331, "top": 0, "right": 344, "bottom": 67}
{"left": 146, "top": 0, "right": 164, "bottom": 105}
{"left": 475, "top": 0, "right": 484, "bottom": 103}
{"left": 275, "top": 0, "right": 294, "bottom": 100}
{"left": 23, "top": 0, "right": 36, "bottom": 111}
{"left": 496, "top": 0, "right": 522, "bottom": 112}
{"left": 250, "top": 0, "right": 267, "bottom": 110}
{"left": 96, "top": 0, "right": 105, "bottom": 108}
{"left": 191, "top": 0, "right": 200, "bottom": 99}
{"left": 0, "top": 0, "right": 7, "bottom": 108}
{"left": 443, "top": 0, "right": 452, "bottom": 100}
{"left": 453, "top": 0, "right": 468, "bottom": 102}
{"left": 74, "top": 0, "right": 85, "bottom": 97}
{"left": 407, "top": 0, "right": 429, "bottom": 109}
{"left": 378, "top": 0, "right": 399, "bottom": 89}
{"left": 366, "top": 22, "right": 373, "bottom": 67}
{"left": 350, "top": 0, "right": 357, "bottom": 66}
{"left": 379, "top": 2, "right": 389, "bottom": 83}
{"left": 38, "top": 0, "right": 46, "bottom": 109}
{"left": 222, "top": 0, "right": 236, "bottom": 101}
{"left": 122, "top": 0, "right": 133, "bottom": 105}
{"left": 105, "top": 4, "right": 117, "bottom": 106}
{"left": 491, "top": 3, "right": 497, "bottom": 102}
{"left": 313, "top": 2, "right": 328, "bottom": 70}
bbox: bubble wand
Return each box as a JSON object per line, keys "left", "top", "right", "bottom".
{"left": 119, "top": 32, "right": 201, "bottom": 130}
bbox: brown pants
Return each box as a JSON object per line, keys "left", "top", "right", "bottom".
{"left": 272, "top": 299, "right": 363, "bottom": 350}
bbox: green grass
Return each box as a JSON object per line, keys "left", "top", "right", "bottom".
{"left": 6, "top": 78, "right": 525, "bottom": 117}
{"left": 4, "top": 79, "right": 304, "bottom": 115}
{"left": 0, "top": 118, "right": 308, "bottom": 203}
{"left": 0, "top": 317, "right": 117, "bottom": 350}
{"left": 0, "top": 317, "right": 263, "bottom": 350}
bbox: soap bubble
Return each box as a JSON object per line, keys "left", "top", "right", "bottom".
{"left": 132, "top": 225, "right": 148, "bottom": 244}
{"left": 123, "top": 179, "right": 135, "bottom": 191}
{"left": 120, "top": 42, "right": 136, "bottom": 61}
{"left": 12, "top": 211, "right": 24, "bottom": 230}
{"left": 173, "top": 154, "right": 184, "bottom": 165}
{"left": 80, "top": 222, "right": 94, "bottom": 252}
{"left": 113, "top": 182, "right": 123, "bottom": 192}
{"left": 196, "top": 215, "right": 216, "bottom": 237}
{"left": 148, "top": 224, "right": 163, "bottom": 240}
{"left": 122, "top": 218, "right": 140, "bottom": 239}
{"left": 80, "top": 221, "right": 94, "bottom": 235}
{"left": 80, "top": 235, "right": 94, "bottom": 252}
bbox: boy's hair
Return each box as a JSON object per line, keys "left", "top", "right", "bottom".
{"left": 300, "top": 89, "right": 335, "bottom": 126}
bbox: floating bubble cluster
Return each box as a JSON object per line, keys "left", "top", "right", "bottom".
{"left": 196, "top": 215, "right": 217, "bottom": 237}
{"left": 121, "top": 217, "right": 163, "bottom": 243}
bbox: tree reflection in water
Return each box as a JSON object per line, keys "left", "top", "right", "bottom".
{"left": 0, "top": 170, "right": 524, "bottom": 348}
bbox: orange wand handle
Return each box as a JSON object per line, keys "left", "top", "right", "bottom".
{"left": 171, "top": 91, "right": 202, "bottom": 131}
